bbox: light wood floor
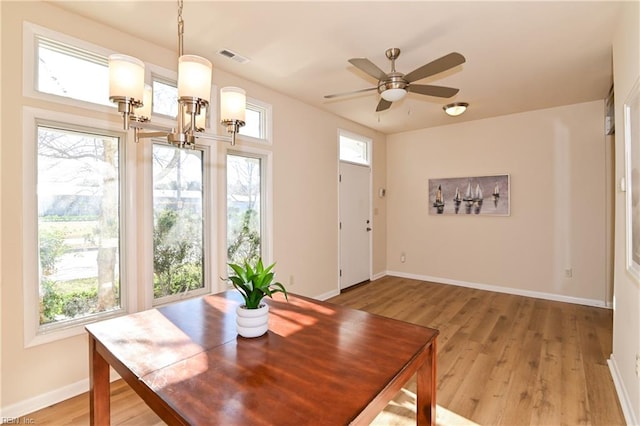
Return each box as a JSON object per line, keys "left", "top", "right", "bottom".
{"left": 26, "top": 276, "right": 625, "bottom": 425}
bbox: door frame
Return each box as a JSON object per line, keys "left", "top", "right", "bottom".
{"left": 337, "top": 129, "right": 373, "bottom": 291}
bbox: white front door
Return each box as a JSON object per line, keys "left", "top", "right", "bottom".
{"left": 339, "top": 161, "right": 371, "bottom": 289}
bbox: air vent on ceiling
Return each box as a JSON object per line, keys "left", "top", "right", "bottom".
{"left": 218, "top": 49, "right": 250, "bottom": 64}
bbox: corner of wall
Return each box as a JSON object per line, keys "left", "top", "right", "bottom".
{"left": 608, "top": 354, "right": 640, "bottom": 426}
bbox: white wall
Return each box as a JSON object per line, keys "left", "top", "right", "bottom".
{"left": 0, "top": 1, "right": 387, "bottom": 414}
{"left": 611, "top": 1, "right": 640, "bottom": 424}
{"left": 386, "top": 101, "right": 608, "bottom": 306}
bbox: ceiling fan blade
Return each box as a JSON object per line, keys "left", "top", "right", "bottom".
{"left": 348, "top": 58, "right": 388, "bottom": 81}
{"left": 404, "top": 52, "right": 466, "bottom": 83}
{"left": 324, "top": 87, "right": 377, "bottom": 99}
{"left": 407, "top": 84, "right": 460, "bottom": 98}
{"left": 376, "top": 99, "right": 392, "bottom": 112}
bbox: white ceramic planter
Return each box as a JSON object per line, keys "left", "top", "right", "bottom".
{"left": 236, "top": 304, "right": 269, "bottom": 338}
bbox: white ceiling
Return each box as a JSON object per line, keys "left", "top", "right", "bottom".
{"left": 48, "top": 1, "right": 624, "bottom": 135}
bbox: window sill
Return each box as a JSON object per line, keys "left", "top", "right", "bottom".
{"left": 25, "top": 309, "right": 126, "bottom": 348}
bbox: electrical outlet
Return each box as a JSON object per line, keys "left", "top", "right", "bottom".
{"left": 564, "top": 268, "right": 573, "bottom": 278}
{"left": 289, "top": 275, "right": 295, "bottom": 287}
{"left": 400, "top": 252, "right": 406, "bottom": 263}
{"left": 636, "top": 353, "right": 640, "bottom": 377}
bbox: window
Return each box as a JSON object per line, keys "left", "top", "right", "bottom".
{"left": 24, "top": 24, "right": 254, "bottom": 345}
{"left": 227, "top": 153, "right": 265, "bottom": 265}
{"left": 339, "top": 130, "right": 371, "bottom": 166}
{"left": 152, "top": 143, "right": 209, "bottom": 304}
{"left": 238, "top": 99, "right": 271, "bottom": 143}
{"left": 36, "top": 122, "right": 123, "bottom": 330}
{"left": 35, "top": 35, "right": 111, "bottom": 107}
{"left": 152, "top": 76, "right": 179, "bottom": 119}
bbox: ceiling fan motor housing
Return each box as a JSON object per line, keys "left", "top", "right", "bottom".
{"left": 378, "top": 73, "right": 408, "bottom": 94}
{"left": 378, "top": 72, "right": 409, "bottom": 101}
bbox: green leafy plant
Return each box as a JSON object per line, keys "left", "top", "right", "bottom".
{"left": 39, "top": 228, "right": 67, "bottom": 275}
{"left": 228, "top": 258, "right": 288, "bottom": 309}
{"left": 153, "top": 209, "right": 203, "bottom": 298}
{"left": 227, "top": 208, "right": 261, "bottom": 267}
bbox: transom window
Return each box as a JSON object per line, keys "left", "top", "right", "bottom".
{"left": 152, "top": 76, "right": 179, "bottom": 119}
{"left": 238, "top": 100, "right": 271, "bottom": 143}
{"left": 239, "top": 103, "right": 263, "bottom": 139}
{"left": 36, "top": 36, "right": 111, "bottom": 107}
{"left": 339, "top": 130, "right": 371, "bottom": 166}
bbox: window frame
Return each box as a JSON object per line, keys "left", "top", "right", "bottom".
{"left": 23, "top": 22, "right": 117, "bottom": 114}
{"left": 149, "top": 140, "right": 215, "bottom": 307}
{"left": 22, "top": 107, "right": 137, "bottom": 348}
{"left": 220, "top": 145, "right": 273, "bottom": 290}
{"left": 150, "top": 73, "right": 180, "bottom": 120}
{"left": 233, "top": 97, "right": 273, "bottom": 145}
{"left": 338, "top": 129, "right": 371, "bottom": 167}
{"left": 21, "top": 23, "right": 269, "bottom": 344}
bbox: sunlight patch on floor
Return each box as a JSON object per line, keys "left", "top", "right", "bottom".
{"left": 371, "top": 387, "right": 480, "bottom": 426}
{"left": 435, "top": 406, "right": 481, "bottom": 426}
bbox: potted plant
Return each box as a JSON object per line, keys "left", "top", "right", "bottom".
{"left": 228, "top": 258, "right": 288, "bottom": 338}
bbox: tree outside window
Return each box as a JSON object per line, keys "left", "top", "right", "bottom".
{"left": 227, "top": 154, "right": 262, "bottom": 266}
{"left": 37, "top": 125, "right": 121, "bottom": 325}
{"left": 152, "top": 144, "right": 205, "bottom": 300}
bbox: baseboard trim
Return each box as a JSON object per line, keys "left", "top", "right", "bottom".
{"left": 608, "top": 354, "right": 639, "bottom": 426}
{"left": 371, "top": 271, "right": 387, "bottom": 281}
{"left": 1, "top": 370, "right": 121, "bottom": 419}
{"left": 314, "top": 288, "right": 340, "bottom": 301}
{"left": 386, "top": 271, "right": 609, "bottom": 308}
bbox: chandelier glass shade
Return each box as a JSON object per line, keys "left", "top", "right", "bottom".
{"left": 137, "top": 85, "right": 153, "bottom": 121}
{"left": 178, "top": 55, "right": 212, "bottom": 100}
{"left": 108, "top": 55, "right": 145, "bottom": 102}
{"left": 220, "top": 86, "right": 246, "bottom": 118}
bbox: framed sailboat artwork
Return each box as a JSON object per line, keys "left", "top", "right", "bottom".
{"left": 624, "top": 77, "right": 640, "bottom": 281}
{"left": 428, "top": 174, "right": 510, "bottom": 216}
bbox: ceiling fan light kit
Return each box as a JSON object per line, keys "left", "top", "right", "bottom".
{"left": 326, "top": 47, "right": 466, "bottom": 113}
{"left": 381, "top": 88, "right": 407, "bottom": 102}
{"left": 443, "top": 102, "right": 469, "bottom": 116}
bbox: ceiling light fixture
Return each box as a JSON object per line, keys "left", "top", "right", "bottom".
{"left": 380, "top": 87, "right": 407, "bottom": 102}
{"left": 443, "top": 102, "right": 469, "bottom": 117}
{"left": 108, "top": 0, "right": 245, "bottom": 147}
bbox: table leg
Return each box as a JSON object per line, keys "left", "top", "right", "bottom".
{"left": 89, "top": 336, "right": 110, "bottom": 425}
{"left": 416, "top": 339, "right": 437, "bottom": 425}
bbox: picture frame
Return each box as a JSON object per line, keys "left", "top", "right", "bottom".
{"left": 624, "top": 77, "right": 640, "bottom": 281}
{"left": 428, "top": 174, "right": 510, "bottom": 216}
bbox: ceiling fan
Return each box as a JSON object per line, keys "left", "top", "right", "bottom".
{"left": 325, "top": 48, "right": 466, "bottom": 112}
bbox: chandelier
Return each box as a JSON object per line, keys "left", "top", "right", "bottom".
{"left": 108, "top": 0, "right": 245, "bottom": 147}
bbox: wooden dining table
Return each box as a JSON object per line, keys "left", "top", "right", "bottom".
{"left": 86, "top": 291, "right": 439, "bottom": 425}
